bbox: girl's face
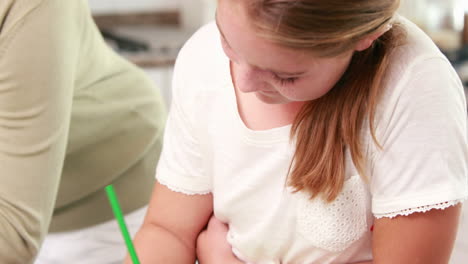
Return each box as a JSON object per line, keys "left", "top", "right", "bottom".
{"left": 216, "top": 0, "right": 355, "bottom": 104}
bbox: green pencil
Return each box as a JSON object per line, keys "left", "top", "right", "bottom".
{"left": 105, "top": 184, "right": 141, "bottom": 264}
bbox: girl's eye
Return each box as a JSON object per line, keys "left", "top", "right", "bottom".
{"left": 273, "top": 74, "right": 299, "bottom": 85}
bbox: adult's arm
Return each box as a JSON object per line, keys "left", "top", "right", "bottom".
{"left": 0, "top": 0, "right": 79, "bottom": 261}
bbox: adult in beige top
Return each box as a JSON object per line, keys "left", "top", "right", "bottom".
{"left": 0, "top": 0, "right": 166, "bottom": 263}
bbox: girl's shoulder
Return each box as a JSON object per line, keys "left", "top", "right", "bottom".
{"left": 380, "top": 15, "right": 461, "bottom": 102}
{"left": 175, "top": 22, "right": 229, "bottom": 84}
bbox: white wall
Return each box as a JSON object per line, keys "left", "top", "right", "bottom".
{"left": 398, "top": 0, "right": 466, "bottom": 31}
{"left": 88, "top": 0, "right": 179, "bottom": 14}
{"left": 144, "top": 67, "right": 174, "bottom": 109}
{"left": 179, "top": 0, "right": 216, "bottom": 30}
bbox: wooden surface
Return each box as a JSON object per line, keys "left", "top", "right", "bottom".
{"left": 93, "top": 10, "right": 179, "bottom": 29}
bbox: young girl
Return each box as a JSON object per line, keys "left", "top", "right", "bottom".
{"left": 129, "top": 0, "right": 467, "bottom": 263}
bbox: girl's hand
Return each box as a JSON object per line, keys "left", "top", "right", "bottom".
{"left": 196, "top": 216, "right": 243, "bottom": 264}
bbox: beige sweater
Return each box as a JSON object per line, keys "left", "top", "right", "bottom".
{"left": 0, "top": 0, "right": 166, "bottom": 262}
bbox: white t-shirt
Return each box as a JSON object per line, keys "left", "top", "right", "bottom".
{"left": 156, "top": 17, "right": 468, "bottom": 264}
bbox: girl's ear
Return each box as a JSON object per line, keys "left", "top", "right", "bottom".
{"left": 355, "top": 24, "right": 392, "bottom": 51}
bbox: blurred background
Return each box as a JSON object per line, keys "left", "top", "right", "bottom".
{"left": 88, "top": 0, "right": 218, "bottom": 107}
{"left": 87, "top": 1, "right": 467, "bottom": 262}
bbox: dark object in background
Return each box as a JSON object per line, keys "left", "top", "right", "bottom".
{"left": 443, "top": 44, "right": 468, "bottom": 87}
{"left": 443, "top": 44, "right": 468, "bottom": 63}
{"left": 101, "top": 30, "right": 150, "bottom": 52}
{"left": 463, "top": 14, "right": 468, "bottom": 46}
{"left": 454, "top": 46, "right": 468, "bottom": 87}
{"left": 452, "top": 45, "right": 468, "bottom": 63}
{"left": 461, "top": 14, "right": 468, "bottom": 88}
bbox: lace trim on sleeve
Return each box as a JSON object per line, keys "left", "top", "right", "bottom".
{"left": 374, "top": 197, "right": 467, "bottom": 219}
{"left": 157, "top": 178, "right": 212, "bottom": 196}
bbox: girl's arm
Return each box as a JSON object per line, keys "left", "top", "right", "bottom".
{"left": 125, "top": 182, "right": 213, "bottom": 263}
{"left": 372, "top": 204, "right": 461, "bottom": 264}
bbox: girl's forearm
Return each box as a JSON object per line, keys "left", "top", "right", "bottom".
{"left": 124, "top": 223, "right": 196, "bottom": 264}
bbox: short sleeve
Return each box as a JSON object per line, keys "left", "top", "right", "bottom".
{"left": 155, "top": 30, "right": 211, "bottom": 195}
{"left": 370, "top": 57, "right": 468, "bottom": 218}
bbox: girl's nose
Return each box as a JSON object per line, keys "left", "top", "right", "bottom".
{"left": 234, "top": 63, "right": 265, "bottom": 93}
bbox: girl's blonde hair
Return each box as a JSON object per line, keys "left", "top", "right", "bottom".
{"left": 246, "top": 0, "right": 405, "bottom": 201}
